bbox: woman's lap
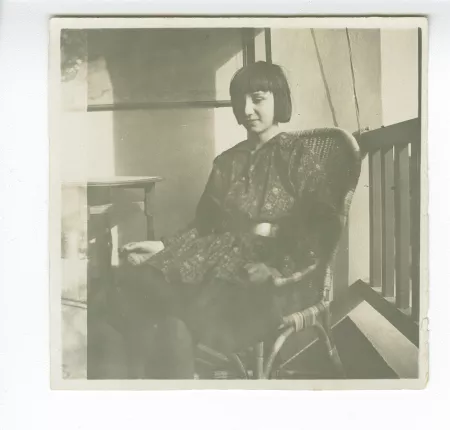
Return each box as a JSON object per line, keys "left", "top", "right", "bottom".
{"left": 105, "top": 262, "right": 288, "bottom": 354}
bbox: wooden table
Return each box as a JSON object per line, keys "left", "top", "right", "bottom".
{"left": 61, "top": 176, "right": 163, "bottom": 379}
{"left": 62, "top": 176, "right": 163, "bottom": 277}
{"left": 87, "top": 176, "right": 163, "bottom": 276}
{"left": 85, "top": 176, "right": 163, "bottom": 239}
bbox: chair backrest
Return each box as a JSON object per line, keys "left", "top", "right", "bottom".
{"left": 288, "top": 128, "right": 362, "bottom": 303}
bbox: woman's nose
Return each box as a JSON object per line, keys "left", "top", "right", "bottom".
{"left": 244, "top": 96, "right": 255, "bottom": 116}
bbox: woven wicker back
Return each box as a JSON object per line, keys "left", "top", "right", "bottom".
{"left": 288, "top": 128, "right": 361, "bottom": 303}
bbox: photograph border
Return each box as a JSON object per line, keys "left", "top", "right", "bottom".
{"left": 49, "top": 15, "right": 429, "bottom": 390}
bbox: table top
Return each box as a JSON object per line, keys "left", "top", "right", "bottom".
{"left": 64, "top": 176, "right": 163, "bottom": 188}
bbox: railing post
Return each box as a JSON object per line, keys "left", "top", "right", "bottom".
{"left": 381, "top": 147, "right": 396, "bottom": 298}
{"left": 394, "top": 143, "right": 412, "bottom": 310}
{"left": 410, "top": 138, "right": 421, "bottom": 322}
{"left": 369, "top": 150, "right": 383, "bottom": 290}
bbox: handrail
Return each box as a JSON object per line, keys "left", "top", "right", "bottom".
{"left": 360, "top": 118, "right": 421, "bottom": 331}
{"left": 356, "top": 118, "right": 420, "bottom": 155}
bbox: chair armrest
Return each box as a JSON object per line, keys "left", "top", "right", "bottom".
{"left": 280, "top": 301, "right": 327, "bottom": 332}
{"left": 272, "top": 260, "right": 319, "bottom": 288}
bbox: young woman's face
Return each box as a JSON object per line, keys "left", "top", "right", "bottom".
{"left": 241, "top": 91, "right": 276, "bottom": 134}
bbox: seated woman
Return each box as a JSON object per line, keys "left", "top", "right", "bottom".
{"left": 105, "top": 61, "right": 343, "bottom": 379}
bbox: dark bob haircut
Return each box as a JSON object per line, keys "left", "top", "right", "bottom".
{"left": 229, "top": 61, "right": 292, "bottom": 125}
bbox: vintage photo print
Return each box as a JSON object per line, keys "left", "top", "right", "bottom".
{"left": 49, "top": 16, "right": 428, "bottom": 390}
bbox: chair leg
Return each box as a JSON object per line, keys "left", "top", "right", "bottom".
{"left": 323, "top": 309, "right": 346, "bottom": 378}
{"left": 227, "top": 353, "right": 248, "bottom": 379}
{"left": 255, "top": 342, "right": 264, "bottom": 379}
{"left": 263, "top": 326, "right": 295, "bottom": 379}
{"left": 314, "top": 312, "right": 346, "bottom": 378}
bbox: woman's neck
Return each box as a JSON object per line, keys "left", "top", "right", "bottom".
{"left": 248, "top": 124, "right": 281, "bottom": 147}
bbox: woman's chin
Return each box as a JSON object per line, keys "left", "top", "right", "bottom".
{"left": 246, "top": 125, "right": 263, "bottom": 134}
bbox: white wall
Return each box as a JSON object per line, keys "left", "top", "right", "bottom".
{"left": 348, "top": 28, "right": 419, "bottom": 286}
{"left": 380, "top": 29, "right": 419, "bottom": 126}
{"left": 272, "top": 29, "right": 382, "bottom": 294}
{"left": 348, "top": 29, "right": 419, "bottom": 286}
{"left": 85, "top": 29, "right": 246, "bottom": 243}
{"left": 61, "top": 28, "right": 419, "bottom": 292}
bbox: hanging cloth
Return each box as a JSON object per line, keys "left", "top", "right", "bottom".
{"left": 310, "top": 29, "right": 339, "bottom": 127}
{"left": 345, "top": 28, "right": 362, "bottom": 132}
{"left": 310, "top": 28, "right": 363, "bottom": 133}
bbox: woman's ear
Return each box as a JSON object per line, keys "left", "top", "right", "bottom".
{"left": 232, "top": 108, "right": 242, "bottom": 125}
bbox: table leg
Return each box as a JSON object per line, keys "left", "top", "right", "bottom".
{"left": 87, "top": 188, "right": 113, "bottom": 379}
{"left": 255, "top": 342, "right": 264, "bottom": 379}
{"left": 144, "top": 183, "right": 156, "bottom": 240}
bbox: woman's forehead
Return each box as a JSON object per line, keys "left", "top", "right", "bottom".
{"left": 248, "top": 90, "right": 271, "bottom": 96}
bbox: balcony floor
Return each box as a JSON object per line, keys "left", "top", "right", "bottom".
{"left": 283, "top": 316, "right": 398, "bottom": 379}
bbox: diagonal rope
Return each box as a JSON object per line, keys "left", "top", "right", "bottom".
{"left": 310, "top": 29, "right": 339, "bottom": 127}
{"left": 345, "top": 28, "right": 362, "bottom": 132}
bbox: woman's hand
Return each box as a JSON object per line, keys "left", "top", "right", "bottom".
{"left": 244, "top": 263, "right": 281, "bottom": 285}
{"left": 120, "top": 241, "right": 165, "bottom": 266}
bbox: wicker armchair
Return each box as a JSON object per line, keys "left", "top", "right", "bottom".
{"left": 197, "top": 127, "right": 361, "bottom": 379}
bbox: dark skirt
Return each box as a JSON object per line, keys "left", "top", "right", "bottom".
{"left": 105, "top": 261, "right": 320, "bottom": 354}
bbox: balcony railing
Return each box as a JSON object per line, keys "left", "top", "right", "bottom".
{"left": 356, "top": 118, "right": 421, "bottom": 346}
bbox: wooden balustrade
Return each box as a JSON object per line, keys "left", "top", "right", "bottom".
{"left": 356, "top": 118, "right": 421, "bottom": 346}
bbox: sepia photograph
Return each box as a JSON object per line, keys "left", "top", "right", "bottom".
{"left": 49, "top": 17, "right": 428, "bottom": 389}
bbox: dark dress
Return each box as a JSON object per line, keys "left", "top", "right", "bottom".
{"left": 111, "top": 131, "right": 342, "bottom": 354}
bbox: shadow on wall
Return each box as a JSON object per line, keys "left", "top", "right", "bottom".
{"left": 83, "top": 28, "right": 384, "bottom": 293}
{"left": 87, "top": 28, "right": 245, "bottom": 243}
{"left": 271, "top": 28, "right": 382, "bottom": 297}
